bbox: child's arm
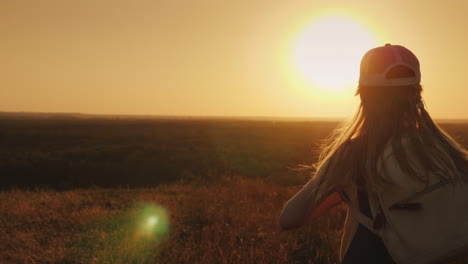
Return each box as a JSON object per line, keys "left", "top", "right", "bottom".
{"left": 279, "top": 179, "right": 342, "bottom": 230}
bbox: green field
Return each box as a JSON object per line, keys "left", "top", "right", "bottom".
{"left": 0, "top": 116, "right": 342, "bottom": 189}
{"left": 1, "top": 116, "right": 468, "bottom": 263}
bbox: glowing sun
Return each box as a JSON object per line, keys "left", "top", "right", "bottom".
{"left": 293, "top": 16, "right": 377, "bottom": 92}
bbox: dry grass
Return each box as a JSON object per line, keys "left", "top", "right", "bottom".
{"left": 0, "top": 177, "right": 346, "bottom": 264}
{"left": 3, "top": 177, "right": 468, "bottom": 264}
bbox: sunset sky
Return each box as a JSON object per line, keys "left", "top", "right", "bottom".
{"left": 2, "top": 0, "right": 467, "bottom": 119}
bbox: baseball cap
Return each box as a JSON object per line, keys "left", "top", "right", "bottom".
{"left": 358, "top": 44, "right": 421, "bottom": 87}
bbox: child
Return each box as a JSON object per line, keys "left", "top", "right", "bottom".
{"left": 279, "top": 44, "right": 468, "bottom": 263}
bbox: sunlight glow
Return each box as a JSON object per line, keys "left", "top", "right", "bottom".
{"left": 293, "top": 16, "right": 377, "bottom": 93}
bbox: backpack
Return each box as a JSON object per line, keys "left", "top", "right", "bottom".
{"left": 341, "top": 147, "right": 468, "bottom": 264}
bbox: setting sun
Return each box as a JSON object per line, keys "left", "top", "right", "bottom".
{"left": 293, "top": 16, "right": 377, "bottom": 93}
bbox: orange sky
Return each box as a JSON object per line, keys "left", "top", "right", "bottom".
{"left": 1, "top": 0, "right": 467, "bottom": 119}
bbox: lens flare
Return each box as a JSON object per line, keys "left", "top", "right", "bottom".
{"left": 147, "top": 216, "right": 159, "bottom": 227}
{"left": 138, "top": 204, "right": 170, "bottom": 239}
{"left": 73, "top": 202, "right": 171, "bottom": 264}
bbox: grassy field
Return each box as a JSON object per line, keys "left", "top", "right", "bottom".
{"left": 1, "top": 116, "right": 468, "bottom": 263}
{"left": 0, "top": 117, "right": 340, "bottom": 189}
{"left": 1, "top": 178, "right": 346, "bottom": 264}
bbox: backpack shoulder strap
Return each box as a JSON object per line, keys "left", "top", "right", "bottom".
{"left": 339, "top": 191, "right": 381, "bottom": 236}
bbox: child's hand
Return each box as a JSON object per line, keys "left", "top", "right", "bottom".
{"left": 309, "top": 192, "right": 342, "bottom": 220}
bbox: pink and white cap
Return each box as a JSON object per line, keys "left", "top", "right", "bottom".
{"left": 359, "top": 44, "right": 421, "bottom": 87}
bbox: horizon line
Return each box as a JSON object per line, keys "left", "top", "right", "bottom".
{"left": 0, "top": 111, "right": 467, "bottom": 123}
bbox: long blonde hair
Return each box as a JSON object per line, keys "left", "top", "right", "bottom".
{"left": 311, "top": 82, "right": 468, "bottom": 202}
